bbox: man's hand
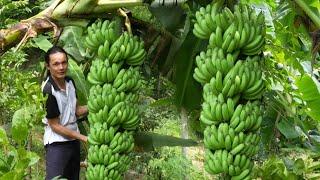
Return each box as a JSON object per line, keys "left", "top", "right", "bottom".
{"left": 76, "top": 105, "right": 88, "bottom": 117}
{"left": 80, "top": 135, "right": 88, "bottom": 143}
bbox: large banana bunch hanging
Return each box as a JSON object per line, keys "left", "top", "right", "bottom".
{"left": 85, "top": 20, "right": 118, "bottom": 51}
{"left": 84, "top": 19, "right": 146, "bottom": 180}
{"left": 193, "top": 1, "right": 266, "bottom": 179}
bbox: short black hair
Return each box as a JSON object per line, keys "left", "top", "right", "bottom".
{"left": 44, "top": 46, "right": 68, "bottom": 78}
{"left": 45, "top": 46, "right": 68, "bottom": 64}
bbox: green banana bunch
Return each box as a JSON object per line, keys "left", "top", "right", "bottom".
{"left": 88, "top": 94, "right": 105, "bottom": 114}
{"left": 125, "top": 92, "right": 140, "bottom": 104}
{"left": 87, "top": 59, "right": 122, "bottom": 85}
{"left": 242, "top": 74, "right": 264, "bottom": 100}
{"left": 234, "top": 56, "right": 264, "bottom": 99}
{"left": 88, "top": 84, "right": 123, "bottom": 113}
{"left": 88, "top": 105, "right": 109, "bottom": 124}
{"left": 87, "top": 102, "right": 139, "bottom": 175}
{"left": 113, "top": 67, "right": 142, "bottom": 92}
{"left": 233, "top": 4, "right": 266, "bottom": 55}
{"left": 86, "top": 19, "right": 146, "bottom": 179}
{"left": 193, "top": 48, "right": 237, "bottom": 85}
{"left": 209, "top": 22, "right": 240, "bottom": 53}
{"left": 206, "top": 4, "right": 266, "bottom": 55}
{"left": 87, "top": 145, "right": 131, "bottom": 176}
{"left": 109, "top": 131, "right": 135, "bottom": 153}
{"left": 86, "top": 163, "right": 121, "bottom": 180}
{"left": 87, "top": 123, "right": 117, "bottom": 145}
{"left": 86, "top": 164, "right": 108, "bottom": 180}
{"left": 122, "top": 108, "right": 140, "bottom": 130}
{"left": 103, "top": 90, "right": 125, "bottom": 107}
{"left": 107, "top": 32, "right": 147, "bottom": 65}
{"left": 229, "top": 102, "right": 262, "bottom": 132}
{"left": 202, "top": 58, "right": 264, "bottom": 100}
{"left": 125, "top": 36, "right": 147, "bottom": 66}
{"left": 97, "top": 41, "right": 111, "bottom": 60}
{"left": 204, "top": 149, "right": 253, "bottom": 178}
{"left": 106, "top": 102, "right": 139, "bottom": 130}
{"left": 200, "top": 93, "right": 235, "bottom": 125}
{"left": 104, "top": 102, "right": 139, "bottom": 127}
{"left": 193, "top": 2, "right": 266, "bottom": 178}
{"left": 88, "top": 84, "right": 140, "bottom": 115}
{"left": 193, "top": 0, "right": 225, "bottom": 39}
{"left": 117, "top": 155, "right": 131, "bottom": 173}
{"left": 107, "top": 32, "right": 129, "bottom": 64}
{"left": 204, "top": 124, "right": 260, "bottom": 155}
{"left": 88, "top": 145, "right": 111, "bottom": 165}
{"left": 202, "top": 70, "right": 242, "bottom": 99}
{"left": 85, "top": 19, "right": 119, "bottom": 54}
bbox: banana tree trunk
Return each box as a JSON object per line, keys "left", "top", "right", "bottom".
{"left": 0, "top": 0, "right": 144, "bottom": 56}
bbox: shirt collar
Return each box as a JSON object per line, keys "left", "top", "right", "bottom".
{"left": 48, "top": 76, "right": 71, "bottom": 91}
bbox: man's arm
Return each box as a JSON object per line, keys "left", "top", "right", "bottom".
{"left": 47, "top": 117, "right": 87, "bottom": 142}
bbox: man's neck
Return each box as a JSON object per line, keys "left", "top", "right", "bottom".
{"left": 52, "top": 76, "right": 66, "bottom": 90}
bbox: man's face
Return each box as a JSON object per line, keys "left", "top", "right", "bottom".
{"left": 47, "top": 52, "right": 68, "bottom": 80}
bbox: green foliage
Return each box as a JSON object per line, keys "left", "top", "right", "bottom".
{"left": 138, "top": 75, "right": 176, "bottom": 131}
{"left": 31, "top": 35, "right": 53, "bottom": 52}
{"left": 295, "top": 74, "right": 320, "bottom": 121}
{"left": 0, "top": 49, "right": 45, "bottom": 124}
{"left": 0, "top": 48, "right": 44, "bottom": 178}
{"left": 67, "top": 58, "right": 90, "bottom": 105}
{"left": 130, "top": 2, "right": 319, "bottom": 178}
{"left": 130, "top": 3, "right": 205, "bottom": 112}
{"left": 174, "top": 30, "right": 204, "bottom": 111}
{"left": 1, "top": 0, "right": 320, "bottom": 178}
{"left": 147, "top": 148, "right": 202, "bottom": 180}
{"left": 132, "top": 106, "right": 205, "bottom": 180}
{"left": 60, "top": 26, "right": 89, "bottom": 62}
{"left": 247, "top": 0, "right": 320, "bottom": 156}
{"left": 276, "top": 118, "right": 305, "bottom": 139}
{"left": 147, "top": 113, "right": 204, "bottom": 179}
{"left": 0, "top": 128, "right": 39, "bottom": 179}
{"left": 130, "top": 6, "right": 160, "bottom": 27}
{"left": 255, "top": 149, "right": 320, "bottom": 179}
{"left": 262, "top": 1, "right": 312, "bottom": 71}
{"left": 149, "top": 6, "right": 186, "bottom": 33}
{"left": 138, "top": 98, "right": 172, "bottom": 131}
{"left": 0, "top": 0, "right": 46, "bottom": 28}
{"left": 134, "top": 132, "right": 197, "bottom": 152}
{"left": 255, "top": 155, "right": 301, "bottom": 179}
{"left": 11, "top": 108, "right": 31, "bottom": 144}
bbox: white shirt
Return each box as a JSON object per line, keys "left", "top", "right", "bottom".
{"left": 41, "top": 76, "right": 79, "bottom": 145}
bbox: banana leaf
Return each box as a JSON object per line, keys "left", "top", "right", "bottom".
{"left": 133, "top": 132, "right": 198, "bottom": 152}
{"left": 67, "top": 59, "right": 90, "bottom": 105}
{"left": 174, "top": 29, "right": 206, "bottom": 111}
{"left": 295, "top": 74, "right": 320, "bottom": 121}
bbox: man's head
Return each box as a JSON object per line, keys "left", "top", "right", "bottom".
{"left": 45, "top": 46, "right": 68, "bottom": 80}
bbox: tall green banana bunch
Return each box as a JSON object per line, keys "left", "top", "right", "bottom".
{"left": 84, "top": 19, "right": 146, "bottom": 180}
{"left": 193, "top": 1, "right": 266, "bottom": 179}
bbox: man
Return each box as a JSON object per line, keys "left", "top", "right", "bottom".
{"left": 42, "top": 46, "right": 88, "bottom": 180}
